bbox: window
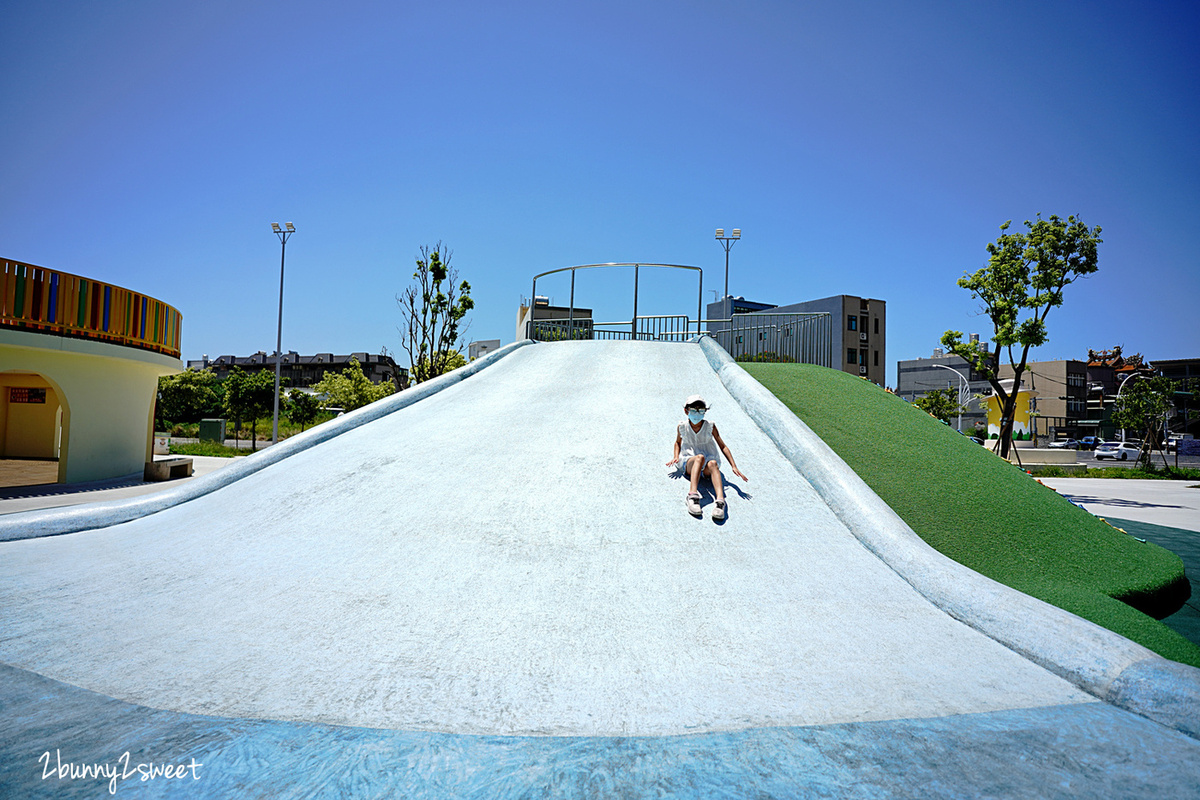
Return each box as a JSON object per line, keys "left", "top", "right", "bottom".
{"left": 848, "top": 316, "right": 857, "bottom": 331}
{"left": 859, "top": 350, "right": 867, "bottom": 366}
{"left": 848, "top": 348, "right": 857, "bottom": 363}
{"left": 874, "top": 351, "right": 879, "bottom": 367}
{"left": 874, "top": 318, "right": 879, "bottom": 335}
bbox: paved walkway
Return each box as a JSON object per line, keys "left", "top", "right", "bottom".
{"left": 0, "top": 455, "right": 240, "bottom": 516}
{"left": 1040, "top": 477, "right": 1200, "bottom": 533}
{"left": 1040, "top": 477, "right": 1200, "bottom": 651}
{"left": 1, "top": 342, "right": 1197, "bottom": 797}
{"left": 0, "top": 459, "right": 57, "bottom": 488}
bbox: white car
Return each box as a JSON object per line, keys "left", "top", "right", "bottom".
{"left": 1094, "top": 442, "right": 1141, "bottom": 461}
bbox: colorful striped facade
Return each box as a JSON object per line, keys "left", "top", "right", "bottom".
{"left": 1, "top": 259, "right": 182, "bottom": 359}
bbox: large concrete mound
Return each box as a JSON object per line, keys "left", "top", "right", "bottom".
{"left": 0, "top": 341, "right": 1098, "bottom": 736}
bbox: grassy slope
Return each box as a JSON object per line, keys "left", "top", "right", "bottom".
{"left": 741, "top": 362, "right": 1200, "bottom": 668}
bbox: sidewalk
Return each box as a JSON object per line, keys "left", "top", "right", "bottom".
{"left": 1039, "top": 477, "right": 1200, "bottom": 533}
{"left": 0, "top": 455, "right": 241, "bottom": 516}
{"left": 1041, "top": 477, "right": 1200, "bottom": 648}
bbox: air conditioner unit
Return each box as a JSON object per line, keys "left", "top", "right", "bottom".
{"left": 860, "top": 332, "right": 867, "bottom": 341}
{"left": 859, "top": 366, "right": 866, "bottom": 374}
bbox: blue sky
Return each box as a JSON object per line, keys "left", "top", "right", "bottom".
{"left": 2, "top": 0, "right": 1197, "bottom": 386}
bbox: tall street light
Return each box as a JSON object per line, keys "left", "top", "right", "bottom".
{"left": 714, "top": 228, "right": 741, "bottom": 318}
{"left": 932, "top": 363, "right": 970, "bottom": 432}
{"left": 270, "top": 222, "right": 295, "bottom": 446}
{"left": 1114, "top": 372, "right": 1152, "bottom": 443}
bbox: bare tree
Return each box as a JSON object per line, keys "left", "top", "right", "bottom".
{"left": 397, "top": 243, "right": 474, "bottom": 384}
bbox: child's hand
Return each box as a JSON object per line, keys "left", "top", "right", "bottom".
{"left": 732, "top": 467, "right": 748, "bottom": 481}
{"left": 665, "top": 457, "right": 679, "bottom": 467}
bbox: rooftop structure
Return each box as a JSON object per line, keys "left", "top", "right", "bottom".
{"left": 1, "top": 258, "right": 182, "bottom": 483}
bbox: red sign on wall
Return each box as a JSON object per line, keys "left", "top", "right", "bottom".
{"left": 9, "top": 387, "right": 47, "bottom": 404}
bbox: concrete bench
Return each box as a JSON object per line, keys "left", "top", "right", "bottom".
{"left": 144, "top": 457, "right": 193, "bottom": 482}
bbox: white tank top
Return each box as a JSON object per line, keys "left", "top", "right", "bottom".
{"left": 678, "top": 419, "right": 721, "bottom": 466}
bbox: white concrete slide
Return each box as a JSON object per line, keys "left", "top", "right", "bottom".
{"left": 0, "top": 339, "right": 1196, "bottom": 744}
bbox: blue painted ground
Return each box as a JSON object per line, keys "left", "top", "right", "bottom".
{"left": 3, "top": 664, "right": 1199, "bottom": 799}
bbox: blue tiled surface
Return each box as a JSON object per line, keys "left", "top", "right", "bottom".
{"left": 3, "top": 664, "right": 1198, "bottom": 799}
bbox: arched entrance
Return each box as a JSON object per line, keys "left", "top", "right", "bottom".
{"left": 0, "top": 370, "right": 70, "bottom": 486}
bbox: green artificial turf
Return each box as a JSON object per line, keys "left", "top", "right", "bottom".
{"left": 741, "top": 362, "right": 1200, "bottom": 668}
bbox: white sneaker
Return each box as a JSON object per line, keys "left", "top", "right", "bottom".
{"left": 712, "top": 500, "right": 727, "bottom": 521}
{"left": 686, "top": 492, "right": 702, "bottom": 516}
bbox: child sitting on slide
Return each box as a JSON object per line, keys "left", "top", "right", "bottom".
{"left": 666, "top": 394, "right": 747, "bottom": 520}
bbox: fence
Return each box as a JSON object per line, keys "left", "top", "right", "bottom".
{"left": 1, "top": 258, "right": 182, "bottom": 358}
{"left": 527, "top": 317, "right": 687, "bottom": 341}
{"left": 523, "top": 262, "right": 832, "bottom": 367}
{"left": 527, "top": 311, "right": 832, "bottom": 367}
{"left": 706, "top": 312, "right": 832, "bottom": 367}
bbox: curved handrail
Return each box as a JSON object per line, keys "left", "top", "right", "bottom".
{"left": 1, "top": 258, "right": 182, "bottom": 358}
{"left": 530, "top": 262, "right": 702, "bottom": 281}
{"left": 529, "top": 262, "right": 704, "bottom": 339}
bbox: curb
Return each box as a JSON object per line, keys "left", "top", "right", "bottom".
{"left": 0, "top": 340, "right": 535, "bottom": 542}
{"left": 698, "top": 336, "right": 1200, "bottom": 740}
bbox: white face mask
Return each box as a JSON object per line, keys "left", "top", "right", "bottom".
{"left": 687, "top": 409, "right": 706, "bottom": 424}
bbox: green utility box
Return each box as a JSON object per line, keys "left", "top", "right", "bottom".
{"left": 198, "top": 418, "right": 227, "bottom": 443}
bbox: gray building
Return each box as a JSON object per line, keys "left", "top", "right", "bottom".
{"left": 897, "top": 348, "right": 990, "bottom": 432}
{"left": 707, "top": 294, "right": 886, "bottom": 385}
{"left": 1000, "top": 359, "right": 1089, "bottom": 441}
{"left": 516, "top": 296, "right": 593, "bottom": 340}
{"left": 468, "top": 339, "right": 502, "bottom": 360}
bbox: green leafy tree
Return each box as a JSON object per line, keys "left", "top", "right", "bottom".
{"left": 413, "top": 349, "right": 466, "bottom": 377}
{"left": 1112, "top": 376, "right": 1173, "bottom": 468}
{"left": 222, "top": 368, "right": 276, "bottom": 451}
{"left": 312, "top": 358, "right": 395, "bottom": 412}
{"left": 942, "top": 215, "right": 1102, "bottom": 458}
{"left": 397, "top": 243, "right": 474, "bottom": 384}
{"left": 287, "top": 388, "right": 321, "bottom": 432}
{"left": 914, "top": 388, "right": 962, "bottom": 424}
{"left": 156, "top": 368, "right": 222, "bottom": 426}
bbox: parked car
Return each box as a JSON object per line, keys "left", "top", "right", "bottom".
{"left": 1048, "top": 439, "right": 1080, "bottom": 449}
{"left": 1167, "top": 434, "right": 1194, "bottom": 453}
{"left": 1095, "top": 442, "right": 1141, "bottom": 461}
{"left": 1079, "top": 436, "right": 1101, "bottom": 451}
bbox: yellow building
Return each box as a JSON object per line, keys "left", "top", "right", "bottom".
{"left": 1, "top": 259, "right": 182, "bottom": 483}
{"left": 986, "top": 379, "right": 1038, "bottom": 440}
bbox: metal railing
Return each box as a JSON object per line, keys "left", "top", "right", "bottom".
{"left": 527, "top": 262, "right": 704, "bottom": 340}
{"left": 530, "top": 316, "right": 696, "bottom": 342}
{"left": 706, "top": 312, "right": 832, "bottom": 367}
{"left": 522, "top": 261, "right": 832, "bottom": 368}
{"left": 527, "top": 312, "right": 832, "bottom": 366}
{"left": 1, "top": 258, "right": 182, "bottom": 358}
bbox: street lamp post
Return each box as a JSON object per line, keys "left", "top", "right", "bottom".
{"left": 1114, "top": 372, "right": 1152, "bottom": 443}
{"left": 932, "top": 363, "right": 970, "bottom": 431}
{"left": 270, "top": 222, "right": 295, "bottom": 446}
{"left": 714, "top": 228, "right": 741, "bottom": 318}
